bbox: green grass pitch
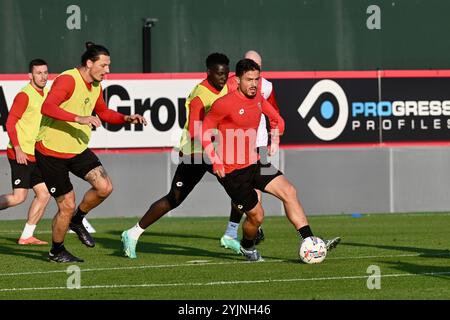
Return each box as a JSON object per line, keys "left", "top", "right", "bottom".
{"left": 0, "top": 212, "right": 448, "bottom": 300}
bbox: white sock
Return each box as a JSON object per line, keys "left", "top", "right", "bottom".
{"left": 20, "top": 223, "right": 36, "bottom": 239}
{"left": 224, "top": 222, "right": 239, "bottom": 239}
{"left": 127, "top": 223, "right": 145, "bottom": 240}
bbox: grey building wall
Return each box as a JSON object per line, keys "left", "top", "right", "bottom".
{"left": 1, "top": 147, "right": 449, "bottom": 221}
{"left": 284, "top": 148, "right": 392, "bottom": 215}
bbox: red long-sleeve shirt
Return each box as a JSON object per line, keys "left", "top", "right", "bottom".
{"left": 6, "top": 91, "right": 42, "bottom": 161}
{"left": 40, "top": 73, "right": 125, "bottom": 123}
{"left": 202, "top": 90, "right": 284, "bottom": 174}
{"left": 36, "top": 70, "right": 127, "bottom": 158}
{"left": 6, "top": 92, "right": 29, "bottom": 148}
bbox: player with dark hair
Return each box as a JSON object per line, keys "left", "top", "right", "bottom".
{"left": 35, "top": 42, "right": 147, "bottom": 262}
{"left": 202, "top": 58, "right": 339, "bottom": 261}
{"left": 220, "top": 50, "right": 280, "bottom": 252}
{"left": 121, "top": 52, "right": 230, "bottom": 259}
{"left": 0, "top": 59, "right": 50, "bottom": 245}
{"left": 221, "top": 51, "right": 340, "bottom": 253}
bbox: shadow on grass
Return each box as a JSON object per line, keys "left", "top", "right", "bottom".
{"left": 342, "top": 242, "right": 450, "bottom": 280}
{"left": 0, "top": 237, "right": 49, "bottom": 262}
{"left": 94, "top": 231, "right": 238, "bottom": 261}
{"left": 114, "top": 230, "right": 219, "bottom": 242}
{"left": 92, "top": 230, "right": 284, "bottom": 262}
{"left": 0, "top": 232, "right": 287, "bottom": 263}
{"left": 379, "top": 260, "right": 450, "bottom": 280}
{"left": 342, "top": 242, "right": 450, "bottom": 259}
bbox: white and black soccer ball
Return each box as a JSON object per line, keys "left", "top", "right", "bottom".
{"left": 299, "top": 236, "right": 327, "bottom": 264}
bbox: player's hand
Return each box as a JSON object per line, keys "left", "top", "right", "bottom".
{"left": 125, "top": 114, "right": 147, "bottom": 125}
{"left": 14, "top": 146, "right": 28, "bottom": 165}
{"left": 213, "top": 163, "right": 226, "bottom": 178}
{"left": 75, "top": 115, "right": 102, "bottom": 128}
{"left": 268, "top": 142, "right": 279, "bottom": 156}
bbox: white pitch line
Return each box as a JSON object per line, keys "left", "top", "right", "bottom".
{"left": 0, "top": 230, "right": 52, "bottom": 234}
{"left": 1, "top": 271, "right": 449, "bottom": 292}
{"left": 327, "top": 252, "right": 450, "bottom": 260}
{"left": 0, "top": 252, "right": 448, "bottom": 278}
{"left": 0, "top": 259, "right": 283, "bottom": 277}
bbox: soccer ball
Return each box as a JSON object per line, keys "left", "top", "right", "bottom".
{"left": 299, "top": 236, "right": 327, "bottom": 264}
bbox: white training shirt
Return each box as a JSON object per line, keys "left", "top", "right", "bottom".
{"left": 257, "top": 78, "right": 273, "bottom": 147}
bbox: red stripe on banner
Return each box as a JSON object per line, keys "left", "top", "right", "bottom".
{"left": 262, "top": 69, "right": 450, "bottom": 79}
{"left": 380, "top": 70, "right": 450, "bottom": 78}
{"left": 0, "top": 74, "right": 58, "bottom": 80}
{"left": 2, "top": 70, "right": 450, "bottom": 81}
{"left": 0, "top": 74, "right": 30, "bottom": 80}
{"left": 0, "top": 73, "right": 203, "bottom": 81}
{"left": 262, "top": 71, "right": 379, "bottom": 79}
{"left": 103, "top": 73, "right": 205, "bottom": 80}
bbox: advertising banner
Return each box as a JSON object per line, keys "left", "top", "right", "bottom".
{"left": 0, "top": 74, "right": 202, "bottom": 150}
{"left": 271, "top": 70, "right": 450, "bottom": 146}
{"left": 2, "top": 70, "right": 450, "bottom": 150}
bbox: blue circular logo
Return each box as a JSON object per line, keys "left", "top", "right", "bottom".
{"left": 320, "top": 100, "right": 334, "bottom": 119}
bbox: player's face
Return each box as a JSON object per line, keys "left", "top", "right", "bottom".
{"left": 88, "top": 54, "right": 110, "bottom": 82}
{"left": 208, "top": 64, "right": 230, "bottom": 91}
{"left": 29, "top": 65, "right": 48, "bottom": 90}
{"left": 238, "top": 70, "right": 259, "bottom": 98}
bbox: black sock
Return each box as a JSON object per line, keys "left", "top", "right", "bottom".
{"left": 240, "top": 238, "right": 255, "bottom": 249}
{"left": 298, "top": 225, "right": 313, "bottom": 241}
{"left": 71, "top": 207, "right": 87, "bottom": 224}
{"left": 51, "top": 242, "right": 65, "bottom": 254}
{"left": 230, "top": 202, "right": 244, "bottom": 224}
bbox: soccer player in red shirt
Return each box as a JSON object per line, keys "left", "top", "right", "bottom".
{"left": 202, "top": 58, "right": 339, "bottom": 261}
{"left": 0, "top": 59, "right": 51, "bottom": 245}
{"left": 120, "top": 53, "right": 231, "bottom": 259}
{"left": 220, "top": 50, "right": 280, "bottom": 252}
{"left": 35, "top": 42, "right": 147, "bottom": 263}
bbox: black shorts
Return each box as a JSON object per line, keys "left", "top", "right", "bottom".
{"left": 8, "top": 159, "right": 44, "bottom": 189}
{"left": 170, "top": 153, "right": 213, "bottom": 200}
{"left": 217, "top": 162, "right": 283, "bottom": 212}
{"left": 35, "top": 148, "right": 102, "bottom": 198}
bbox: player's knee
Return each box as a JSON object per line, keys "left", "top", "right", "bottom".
{"left": 60, "top": 200, "right": 76, "bottom": 216}
{"left": 247, "top": 207, "right": 264, "bottom": 226}
{"left": 97, "top": 182, "right": 113, "bottom": 199}
{"left": 282, "top": 183, "right": 297, "bottom": 201}
{"left": 255, "top": 214, "right": 264, "bottom": 226}
{"left": 11, "top": 194, "right": 27, "bottom": 206}
{"left": 165, "top": 190, "right": 181, "bottom": 209}
{"left": 36, "top": 190, "right": 51, "bottom": 203}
